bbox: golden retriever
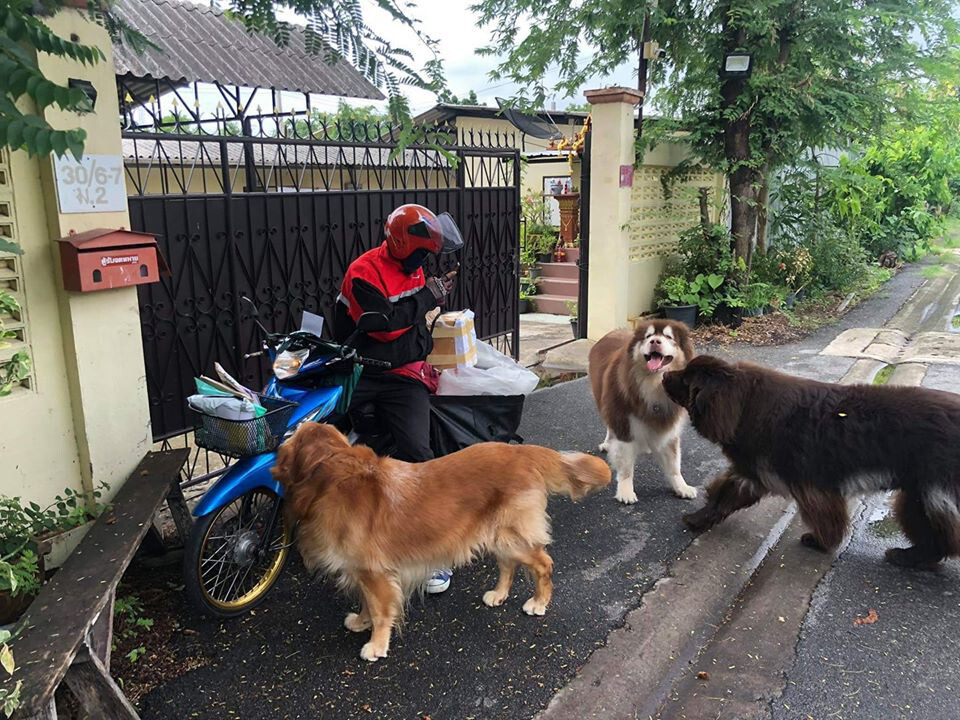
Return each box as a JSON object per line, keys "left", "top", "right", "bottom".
{"left": 272, "top": 423, "right": 611, "bottom": 661}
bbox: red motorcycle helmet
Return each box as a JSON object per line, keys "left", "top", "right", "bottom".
{"left": 384, "top": 204, "right": 464, "bottom": 260}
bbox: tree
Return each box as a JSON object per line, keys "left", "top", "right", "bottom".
{"left": 281, "top": 101, "right": 390, "bottom": 139}
{"left": 438, "top": 89, "right": 480, "bottom": 105}
{"left": 473, "top": 0, "right": 958, "bottom": 265}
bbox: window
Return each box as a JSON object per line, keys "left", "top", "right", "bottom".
{"left": 0, "top": 149, "right": 33, "bottom": 397}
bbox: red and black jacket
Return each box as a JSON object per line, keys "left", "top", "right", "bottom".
{"left": 334, "top": 243, "right": 438, "bottom": 384}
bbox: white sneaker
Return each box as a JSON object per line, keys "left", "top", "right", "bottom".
{"left": 425, "top": 568, "right": 452, "bottom": 594}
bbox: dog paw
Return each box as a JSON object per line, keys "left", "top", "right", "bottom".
{"left": 522, "top": 597, "right": 548, "bottom": 616}
{"left": 885, "top": 547, "right": 942, "bottom": 571}
{"left": 615, "top": 487, "right": 638, "bottom": 504}
{"left": 598, "top": 442, "right": 609, "bottom": 454}
{"left": 673, "top": 483, "right": 698, "bottom": 500}
{"left": 483, "top": 590, "right": 508, "bottom": 607}
{"left": 800, "top": 533, "right": 829, "bottom": 552}
{"left": 344, "top": 613, "right": 371, "bottom": 632}
{"left": 360, "top": 641, "right": 389, "bottom": 662}
{"left": 682, "top": 511, "right": 711, "bottom": 532}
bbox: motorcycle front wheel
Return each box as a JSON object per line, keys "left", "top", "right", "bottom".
{"left": 183, "top": 487, "right": 292, "bottom": 619}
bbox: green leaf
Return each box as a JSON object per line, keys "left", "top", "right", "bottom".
{"left": 66, "top": 130, "right": 85, "bottom": 161}
{"left": 0, "top": 644, "right": 13, "bottom": 676}
{"left": 48, "top": 130, "right": 68, "bottom": 158}
{"left": 5, "top": 120, "right": 23, "bottom": 150}
{"left": 33, "top": 80, "right": 54, "bottom": 109}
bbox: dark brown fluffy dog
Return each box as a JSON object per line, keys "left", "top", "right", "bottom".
{"left": 272, "top": 423, "right": 610, "bottom": 661}
{"left": 589, "top": 319, "right": 697, "bottom": 503}
{"left": 663, "top": 355, "right": 960, "bottom": 570}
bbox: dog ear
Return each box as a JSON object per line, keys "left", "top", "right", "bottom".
{"left": 272, "top": 423, "right": 355, "bottom": 519}
{"left": 686, "top": 358, "right": 741, "bottom": 444}
{"left": 677, "top": 323, "right": 696, "bottom": 361}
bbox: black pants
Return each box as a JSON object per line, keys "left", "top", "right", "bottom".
{"left": 348, "top": 373, "right": 434, "bottom": 462}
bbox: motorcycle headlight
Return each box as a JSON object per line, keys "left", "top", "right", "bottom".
{"left": 273, "top": 349, "right": 309, "bottom": 380}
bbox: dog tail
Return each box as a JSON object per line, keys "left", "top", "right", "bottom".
{"left": 543, "top": 452, "right": 611, "bottom": 500}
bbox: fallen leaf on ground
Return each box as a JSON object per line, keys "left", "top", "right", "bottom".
{"left": 853, "top": 609, "right": 879, "bottom": 626}
{"left": 697, "top": 671, "right": 710, "bottom": 680}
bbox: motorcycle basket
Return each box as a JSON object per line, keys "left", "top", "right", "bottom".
{"left": 193, "top": 394, "right": 298, "bottom": 458}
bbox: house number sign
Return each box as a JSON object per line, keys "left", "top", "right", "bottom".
{"left": 54, "top": 154, "right": 126, "bottom": 214}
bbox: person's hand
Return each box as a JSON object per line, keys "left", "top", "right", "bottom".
{"left": 426, "top": 270, "right": 457, "bottom": 301}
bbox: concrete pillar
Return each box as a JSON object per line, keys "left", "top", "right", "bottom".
{"left": 583, "top": 87, "right": 642, "bottom": 340}
{"left": 35, "top": 10, "right": 151, "bottom": 501}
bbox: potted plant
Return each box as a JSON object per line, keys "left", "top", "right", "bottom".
{"left": 778, "top": 246, "right": 813, "bottom": 308}
{"left": 738, "top": 282, "right": 775, "bottom": 317}
{"left": 522, "top": 194, "right": 558, "bottom": 263}
{"left": 519, "top": 279, "right": 537, "bottom": 314}
{"left": 533, "top": 233, "right": 557, "bottom": 263}
{"left": 566, "top": 300, "right": 579, "bottom": 338}
{"left": 520, "top": 242, "right": 536, "bottom": 274}
{"left": 0, "top": 484, "right": 109, "bottom": 624}
{"left": 657, "top": 275, "right": 699, "bottom": 327}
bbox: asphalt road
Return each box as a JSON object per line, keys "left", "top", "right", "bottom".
{"left": 771, "top": 360, "right": 960, "bottom": 720}
{"left": 140, "top": 266, "right": 927, "bottom": 720}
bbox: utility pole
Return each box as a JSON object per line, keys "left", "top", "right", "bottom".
{"left": 635, "top": 9, "right": 652, "bottom": 138}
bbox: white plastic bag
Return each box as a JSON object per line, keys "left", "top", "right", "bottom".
{"left": 438, "top": 341, "right": 539, "bottom": 396}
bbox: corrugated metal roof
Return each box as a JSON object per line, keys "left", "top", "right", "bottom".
{"left": 112, "top": 0, "right": 384, "bottom": 100}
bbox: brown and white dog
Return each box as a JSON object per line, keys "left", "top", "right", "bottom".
{"left": 663, "top": 355, "right": 960, "bottom": 569}
{"left": 588, "top": 320, "right": 697, "bottom": 503}
{"left": 272, "top": 423, "right": 610, "bottom": 661}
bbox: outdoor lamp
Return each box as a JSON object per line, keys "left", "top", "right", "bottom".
{"left": 68, "top": 78, "right": 98, "bottom": 109}
{"left": 720, "top": 53, "right": 753, "bottom": 79}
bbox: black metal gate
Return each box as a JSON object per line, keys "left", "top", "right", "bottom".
{"left": 125, "top": 123, "right": 521, "bottom": 441}
{"left": 576, "top": 123, "right": 591, "bottom": 339}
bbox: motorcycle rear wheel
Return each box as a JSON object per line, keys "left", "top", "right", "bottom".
{"left": 184, "top": 488, "right": 292, "bottom": 619}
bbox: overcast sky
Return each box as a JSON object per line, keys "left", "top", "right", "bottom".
{"left": 365, "top": 0, "right": 638, "bottom": 113}
{"left": 165, "top": 0, "right": 637, "bottom": 124}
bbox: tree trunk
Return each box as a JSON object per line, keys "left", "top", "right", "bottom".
{"left": 755, "top": 166, "right": 770, "bottom": 254}
{"left": 698, "top": 187, "right": 711, "bottom": 229}
{"left": 729, "top": 165, "right": 757, "bottom": 264}
{"left": 719, "top": 5, "right": 755, "bottom": 265}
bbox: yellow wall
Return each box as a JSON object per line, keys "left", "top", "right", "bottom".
{"left": 583, "top": 89, "right": 726, "bottom": 336}
{"left": 584, "top": 94, "right": 638, "bottom": 339}
{"left": 624, "top": 158, "right": 726, "bottom": 317}
{"left": 1, "top": 147, "right": 84, "bottom": 507}
{"left": 0, "top": 10, "right": 152, "bottom": 508}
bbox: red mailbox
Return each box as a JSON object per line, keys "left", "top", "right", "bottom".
{"left": 58, "top": 228, "right": 169, "bottom": 293}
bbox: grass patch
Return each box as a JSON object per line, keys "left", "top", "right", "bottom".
{"left": 952, "top": 315, "right": 960, "bottom": 330}
{"left": 535, "top": 372, "right": 584, "bottom": 390}
{"left": 873, "top": 364, "right": 895, "bottom": 385}
{"left": 922, "top": 264, "right": 950, "bottom": 279}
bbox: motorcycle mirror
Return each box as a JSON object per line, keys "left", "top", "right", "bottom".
{"left": 240, "top": 295, "right": 270, "bottom": 338}
{"left": 240, "top": 295, "right": 259, "bottom": 318}
{"left": 357, "top": 312, "right": 389, "bottom": 333}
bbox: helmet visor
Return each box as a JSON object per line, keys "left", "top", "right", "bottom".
{"left": 436, "top": 212, "right": 465, "bottom": 254}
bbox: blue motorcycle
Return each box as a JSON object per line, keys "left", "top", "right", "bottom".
{"left": 182, "top": 297, "right": 391, "bottom": 618}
